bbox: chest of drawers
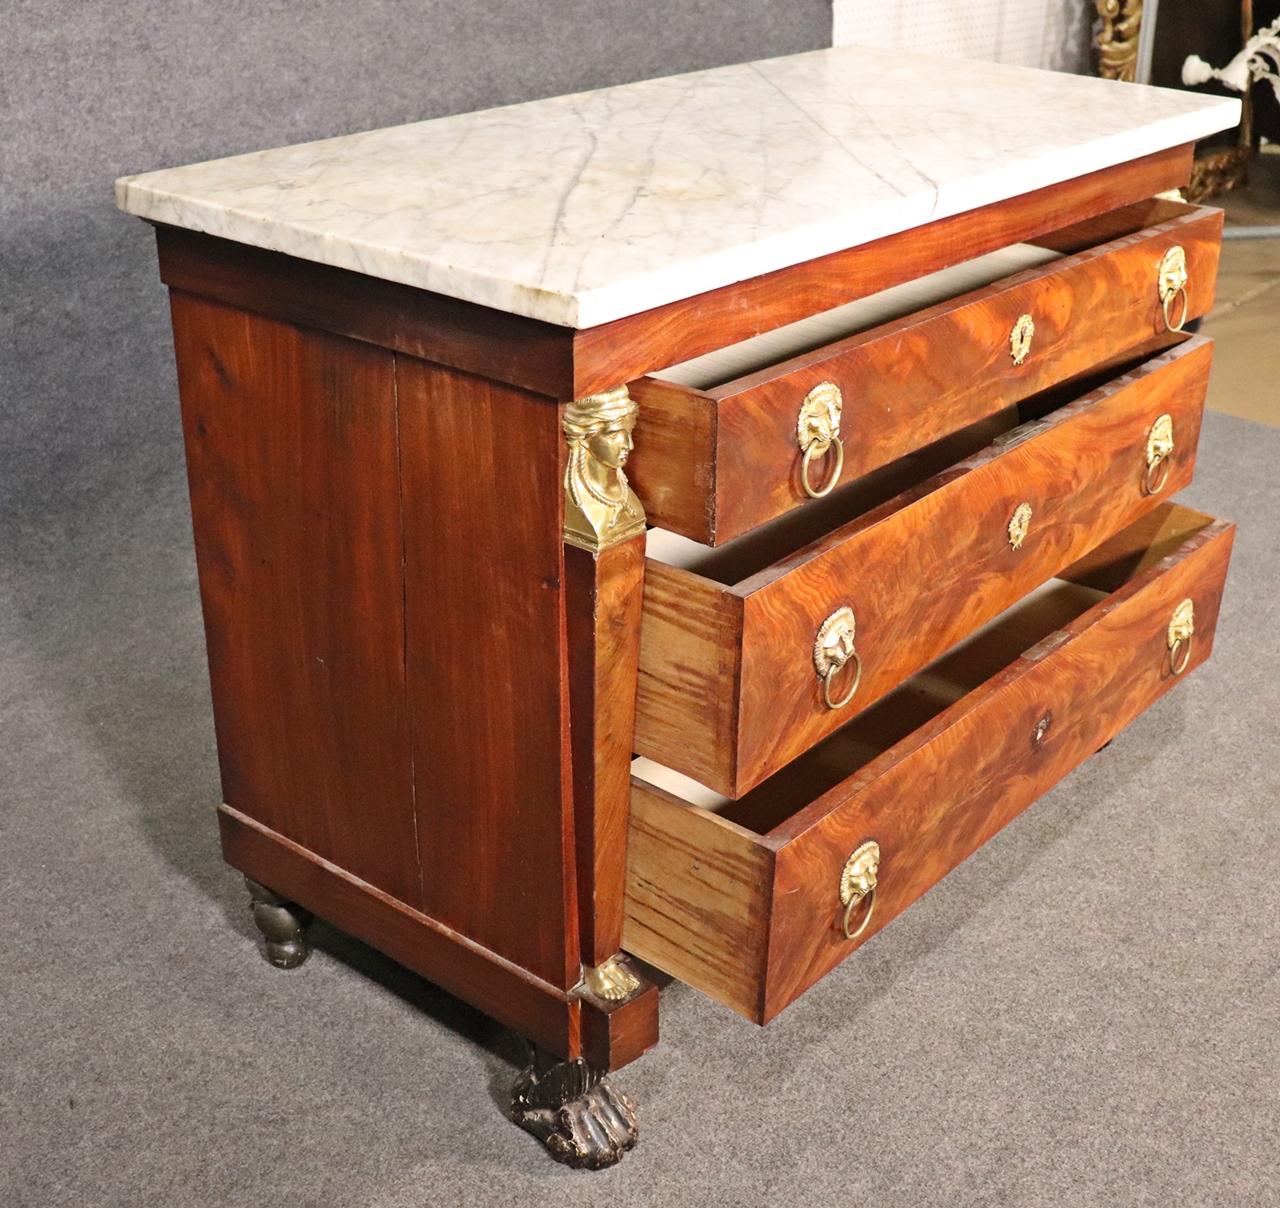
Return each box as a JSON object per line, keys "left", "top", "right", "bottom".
{"left": 116, "top": 46, "right": 1240, "bottom": 1168}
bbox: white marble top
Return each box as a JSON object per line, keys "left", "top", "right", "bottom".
{"left": 115, "top": 45, "right": 1239, "bottom": 329}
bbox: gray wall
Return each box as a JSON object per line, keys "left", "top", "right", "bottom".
{"left": 1, "top": 1, "right": 830, "bottom": 538}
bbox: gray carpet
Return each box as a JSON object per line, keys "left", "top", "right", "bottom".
{"left": 2, "top": 408, "right": 1277, "bottom": 1206}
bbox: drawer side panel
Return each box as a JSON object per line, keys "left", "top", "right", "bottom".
{"left": 627, "top": 377, "right": 718, "bottom": 543}
{"left": 635, "top": 562, "right": 743, "bottom": 793}
{"left": 623, "top": 781, "right": 774, "bottom": 1021}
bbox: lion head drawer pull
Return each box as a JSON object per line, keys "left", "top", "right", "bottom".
{"left": 1168, "top": 598, "right": 1195, "bottom": 676}
{"left": 814, "top": 605, "right": 863, "bottom": 710}
{"left": 1009, "top": 313, "right": 1035, "bottom": 366}
{"left": 839, "top": 840, "right": 881, "bottom": 940}
{"left": 1158, "top": 245, "right": 1189, "bottom": 333}
{"left": 1144, "top": 413, "right": 1175, "bottom": 495}
{"left": 797, "top": 381, "right": 845, "bottom": 499}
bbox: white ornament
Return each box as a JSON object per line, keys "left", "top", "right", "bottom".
{"left": 1182, "top": 18, "right": 1280, "bottom": 104}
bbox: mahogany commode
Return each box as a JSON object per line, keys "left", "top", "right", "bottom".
{"left": 116, "top": 45, "right": 1241, "bottom": 1168}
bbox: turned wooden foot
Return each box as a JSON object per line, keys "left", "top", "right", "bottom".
{"left": 511, "top": 1047, "right": 637, "bottom": 1169}
{"left": 245, "top": 876, "right": 313, "bottom": 968}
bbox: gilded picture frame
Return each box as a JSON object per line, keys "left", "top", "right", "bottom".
{"left": 1096, "top": 0, "right": 1255, "bottom": 199}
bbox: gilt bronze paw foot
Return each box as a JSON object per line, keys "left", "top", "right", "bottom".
{"left": 511, "top": 1051, "right": 637, "bottom": 1169}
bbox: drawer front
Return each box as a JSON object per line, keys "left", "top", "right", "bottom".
{"left": 624, "top": 507, "right": 1236, "bottom": 1023}
{"left": 629, "top": 200, "right": 1222, "bottom": 545}
{"left": 637, "top": 337, "right": 1213, "bottom": 798}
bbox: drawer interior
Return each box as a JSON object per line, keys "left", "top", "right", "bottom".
{"left": 644, "top": 347, "right": 1164, "bottom": 588}
{"left": 653, "top": 243, "right": 1062, "bottom": 391}
{"left": 648, "top": 198, "right": 1200, "bottom": 395}
{"left": 634, "top": 503, "right": 1220, "bottom": 837}
{"left": 644, "top": 406, "right": 1020, "bottom": 584}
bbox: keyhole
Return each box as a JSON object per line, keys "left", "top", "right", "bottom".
{"left": 1031, "top": 711, "right": 1053, "bottom": 749}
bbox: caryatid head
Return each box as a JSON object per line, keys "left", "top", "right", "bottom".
{"left": 562, "top": 386, "right": 646, "bottom": 553}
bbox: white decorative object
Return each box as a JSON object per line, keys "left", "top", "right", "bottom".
{"left": 1183, "top": 18, "right": 1280, "bottom": 102}
{"left": 116, "top": 45, "right": 1239, "bottom": 329}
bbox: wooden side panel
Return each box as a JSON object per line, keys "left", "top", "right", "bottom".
{"left": 634, "top": 561, "right": 743, "bottom": 795}
{"left": 171, "top": 291, "right": 420, "bottom": 905}
{"left": 565, "top": 537, "right": 646, "bottom": 966}
{"left": 728, "top": 337, "right": 1213, "bottom": 796}
{"left": 706, "top": 204, "right": 1222, "bottom": 544}
{"left": 623, "top": 781, "right": 774, "bottom": 1021}
{"left": 762, "top": 515, "right": 1235, "bottom": 1020}
{"left": 396, "top": 357, "right": 577, "bottom": 989}
{"left": 219, "top": 804, "right": 579, "bottom": 1057}
{"left": 571, "top": 145, "right": 1193, "bottom": 395}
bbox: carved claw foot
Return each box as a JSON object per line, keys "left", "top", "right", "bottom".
{"left": 245, "top": 877, "right": 313, "bottom": 968}
{"left": 511, "top": 1050, "right": 637, "bottom": 1169}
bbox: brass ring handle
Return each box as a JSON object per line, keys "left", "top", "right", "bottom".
{"left": 1143, "top": 456, "right": 1172, "bottom": 495}
{"left": 814, "top": 606, "right": 862, "bottom": 712}
{"left": 1168, "top": 598, "right": 1195, "bottom": 676}
{"left": 839, "top": 840, "right": 881, "bottom": 941}
{"left": 800, "top": 435, "right": 845, "bottom": 499}
{"left": 797, "top": 381, "right": 845, "bottom": 500}
{"left": 842, "top": 885, "right": 877, "bottom": 940}
{"left": 1169, "top": 636, "right": 1193, "bottom": 676}
{"left": 1162, "top": 286, "right": 1189, "bottom": 334}
{"left": 821, "top": 650, "right": 862, "bottom": 710}
{"left": 1158, "top": 245, "right": 1190, "bottom": 334}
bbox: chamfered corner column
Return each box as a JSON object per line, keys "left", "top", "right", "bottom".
{"left": 562, "top": 386, "right": 647, "bottom": 965}
{"left": 510, "top": 385, "right": 659, "bottom": 1166}
{"left": 561, "top": 385, "right": 655, "bottom": 982}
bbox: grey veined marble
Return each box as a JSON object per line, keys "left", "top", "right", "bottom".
{"left": 115, "top": 44, "right": 1239, "bottom": 327}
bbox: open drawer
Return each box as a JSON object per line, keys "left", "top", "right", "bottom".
{"left": 627, "top": 199, "right": 1223, "bottom": 544}
{"left": 625, "top": 504, "right": 1235, "bottom": 1023}
{"left": 636, "top": 337, "right": 1212, "bottom": 798}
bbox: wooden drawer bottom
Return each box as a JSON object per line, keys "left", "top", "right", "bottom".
{"left": 624, "top": 504, "right": 1235, "bottom": 1023}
